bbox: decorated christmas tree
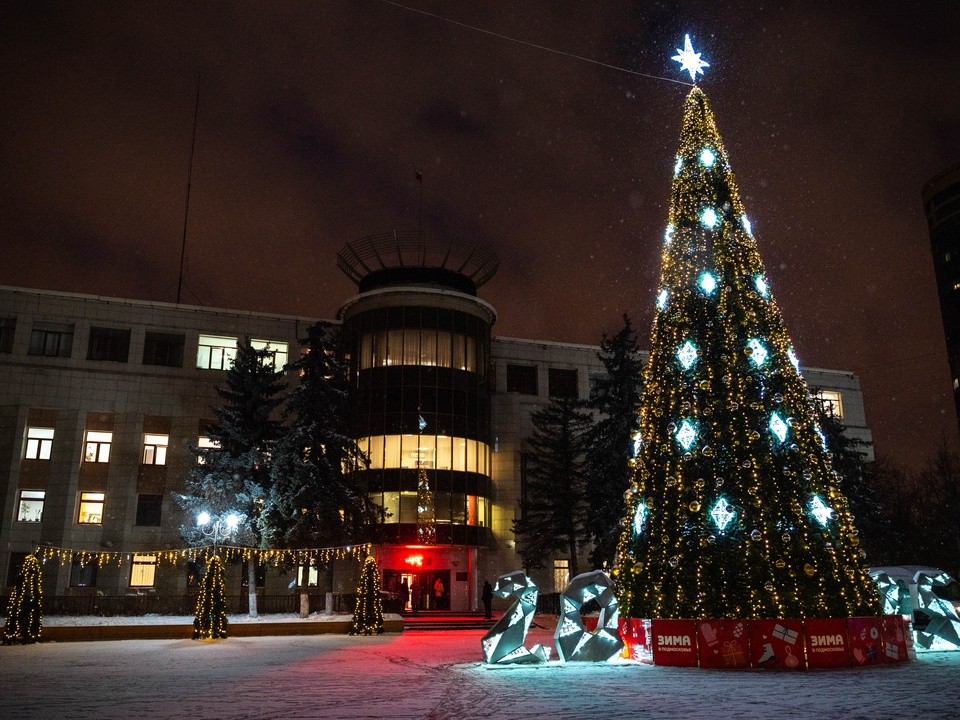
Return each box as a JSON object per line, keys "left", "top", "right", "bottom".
{"left": 614, "top": 37, "right": 880, "bottom": 620}
{"left": 2, "top": 554, "right": 43, "bottom": 644}
{"left": 350, "top": 555, "right": 385, "bottom": 635}
{"left": 193, "top": 554, "right": 229, "bottom": 640}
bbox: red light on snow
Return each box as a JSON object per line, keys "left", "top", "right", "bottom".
{"left": 404, "top": 554, "right": 424, "bottom": 567}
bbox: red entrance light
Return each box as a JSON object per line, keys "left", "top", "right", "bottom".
{"left": 404, "top": 554, "right": 424, "bottom": 567}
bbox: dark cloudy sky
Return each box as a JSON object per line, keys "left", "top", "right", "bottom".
{"left": 2, "top": 1, "right": 959, "bottom": 470}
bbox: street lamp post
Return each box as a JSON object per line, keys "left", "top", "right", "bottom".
{"left": 196, "top": 511, "right": 242, "bottom": 554}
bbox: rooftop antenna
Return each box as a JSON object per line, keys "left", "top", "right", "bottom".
{"left": 415, "top": 170, "right": 423, "bottom": 239}
{"left": 177, "top": 75, "right": 202, "bottom": 304}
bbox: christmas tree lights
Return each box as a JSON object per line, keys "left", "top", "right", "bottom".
{"left": 193, "top": 554, "right": 228, "bottom": 640}
{"left": 2, "top": 554, "right": 42, "bottom": 644}
{"left": 350, "top": 555, "right": 385, "bottom": 635}
{"left": 613, "top": 78, "right": 880, "bottom": 620}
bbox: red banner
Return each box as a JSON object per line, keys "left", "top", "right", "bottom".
{"left": 749, "top": 619, "right": 805, "bottom": 670}
{"left": 651, "top": 619, "right": 698, "bottom": 667}
{"left": 879, "top": 615, "right": 909, "bottom": 663}
{"left": 804, "top": 618, "right": 851, "bottom": 668}
{"left": 619, "top": 618, "right": 653, "bottom": 663}
{"left": 847, "top": 617, "right": 884, "bottom": 666}
{"left": 696, "top": 619, "right": 751, "bottom": 668}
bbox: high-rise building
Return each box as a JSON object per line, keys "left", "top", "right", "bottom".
{"left": 923, "top": 163, "right": 960, "bottom": 429}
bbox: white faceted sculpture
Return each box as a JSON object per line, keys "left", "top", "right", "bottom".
{"left": 553, "top": 570, "right": 624, "bottom": 662}
{"left": 481, "top": 571, "right": 550, "bottom": 664}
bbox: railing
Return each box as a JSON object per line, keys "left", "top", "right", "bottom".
{"left": 0, "top": 592, "right": 405, "bottom": 617}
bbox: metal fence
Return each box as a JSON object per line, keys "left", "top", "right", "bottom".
{"left": 0, "top": 592, "right": 405, "bottom": 617}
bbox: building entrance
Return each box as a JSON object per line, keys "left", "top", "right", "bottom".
{"left": 384, "top": 569, "right": 451, "bottom": 611}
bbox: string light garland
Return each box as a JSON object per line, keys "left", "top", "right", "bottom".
{"left": 349, "top": 556, "right": 385, "bottom": 636}
{"left": 193, "top": 554, "right": 228, "bottom": 640}
{"left": 33, "top": 543, "right": 372, "bottom": 569}
{"left": 2, "top": 554, "right": 43, "bottom": 644}
{"left": 613, "top": 49, "right": 879, "bottom": 620}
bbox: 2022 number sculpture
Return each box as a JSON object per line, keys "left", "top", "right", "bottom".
{"left": 481, "top": 570, "right": 623, "bottom": 665}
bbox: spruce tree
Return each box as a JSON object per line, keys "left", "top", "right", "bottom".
{"left": 584, "top": 314, "right": 644, "bottom": 569}
{"left": 514, "top": 398, "right": 592, "bottom": 577}
{"left": 2, "top": 554, "right": 42, "bottom": 644}
{"left": 259, "top": 323, "right": 378, "bottom": 558}
{"left": 614, "top": 86, "right": 879, "bottom": 619}
{"left": 350, "top": 555, "right": 384, "bottom": 635}
{"left": 177, "top": 338, "right": 286, "bottom": 617}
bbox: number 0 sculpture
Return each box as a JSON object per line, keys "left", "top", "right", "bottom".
{"left": 554, "top": 570, "right": 624, "bottom": 662}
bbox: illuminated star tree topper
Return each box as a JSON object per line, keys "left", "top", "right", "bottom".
{"left": 671, "top": 33, "right": 709, "bottom": 82}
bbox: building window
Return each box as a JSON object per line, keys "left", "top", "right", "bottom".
{"left": 130, "top": 554, "right": 157, "bottom": 588}
{"left": 142, "top": 434, "right": 169, "bottom": 465}
{"left": 466, "top": 495, "right": 487, "bottom": 527}
{"left": 814, "top": 390, "right": 843, "bottom": 419}
{"left": 143, "top": 331, "right": 185, "bottom": 367}
{"left": 296, "top": 564, "right": 319, "bottom": 587}
{"left": 84, "top": 431, "right": 112, "bottom": 463}
{"left": 357, "top": 435, "right": 491, "bottom": 474}
{"left": 16, "top": 490, "right": 45, "bottom": 522}
{"left": 24, "top": 427, "right": 54, "bottom": 460}
{"left": 70, "top": 558, "right": 98, "bottom": 588}
{"left": 28, "top": 322, "right": 73, "bottom": 357}
{"left": 196, "top": 435, "right": 219, "bottom": 463}
{"left": 251, "top": 339, "right": 289, "bottom": 369}
{"left": 506, "top": 364, "right": 538, "bottom": 394}
{"left": 0, "top": 317, "right": 15, "bottom": 353}
{"left": 553, "top": 559, "right": 570, "bottom": 594}
{"left": 358, "top": 329, "right": 480, "bottom": 372}
{"left": 197, "top": 334, "right": 238, "bottom": 370}
{"left": 87, "top": 326, "right": 131, "bottom": 362}
{"left": 135, "top": 494, "right": 163, "bottom": 526}
{"left": 78, "top": 491, "right": 105, "bottom": 524}
{"left": 548, "top": 368, "right": 578, "bottom": 399}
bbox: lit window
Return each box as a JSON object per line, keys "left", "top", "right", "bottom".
{"left": 197, "top": 334, "right": 238, "bottom": 370}
{"left": 251, "top": 339, "right": 288, "bottom": 369}
{"left": 814, "top": 390, "right": 843, "bottom": 419}
{"left": 17, "top": 490, "right": 45, "bottom": 522}
{"left": 84, "top": 431, "right": 112, "bottom": 463}
{"left": 296, "top": 564, "right": 319, "bottom": 587}
{"left": 130, "top": 554, "right": 157, "bottom": 588}
{"left": 78, "top": 492, "right": 105, "bottom": 524}
{"left": 25, "top": 427, "right": 54, "bottom": 460}
{"left": 357, "top": 435, "right": 491, "bottom": 474}
{"left": 953, "top": 281, "right": 960, "bottom": 291}
{"left": 553, "top": 559, "right": 570, "bottom": 594}
{"left": 196, "top": 435, "right": 220, "bottom": 464}
{"left": 142, "top": 434, "right": 169, "bottom": 465}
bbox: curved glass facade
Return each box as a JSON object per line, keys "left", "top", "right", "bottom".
{"left": 344, "top": 300, "right": 493, "bottom": 548}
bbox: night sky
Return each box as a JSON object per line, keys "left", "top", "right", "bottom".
{"left": 2, "top": 2, "right": 959, "bottom": 470}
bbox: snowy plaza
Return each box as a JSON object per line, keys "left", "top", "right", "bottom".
{"left": 2, "top": 623, "right": 960, "bottom": 720}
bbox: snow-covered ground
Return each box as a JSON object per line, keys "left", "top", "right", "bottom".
{"left": 2, "top": 624, "right": 959, "bottom": 719}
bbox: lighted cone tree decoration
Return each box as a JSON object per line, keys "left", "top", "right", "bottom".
{"left": 614, "top": 43, "right": 879, "bottom": 620}
{"left": 193, "top": 554, "right": 228, "bottom": 639}
{"left": 2, "top": 554, "right": 42, "bottom": 644}
{"left": 350, "top": 555, "right": 385, "bottom": 635}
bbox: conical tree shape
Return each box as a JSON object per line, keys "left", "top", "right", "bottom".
{"left": 193, "top": 555, "right": 228, "bottom": 639}
{"left": 2, "top": 554, "right": 43, "bottom": 644}
{"left": 350, "top": 555, "right": 385, "bottom": 635}
{"left": 614, "top": 87, "right": 879, "bottom": 620}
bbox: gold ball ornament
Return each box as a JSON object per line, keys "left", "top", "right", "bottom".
{"left": 804, "top": 563, "right": 816, "bottom": 577}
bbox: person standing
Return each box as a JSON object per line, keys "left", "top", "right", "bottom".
{"left": 481, "top": 580, "right": 493, "bottom": 619}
